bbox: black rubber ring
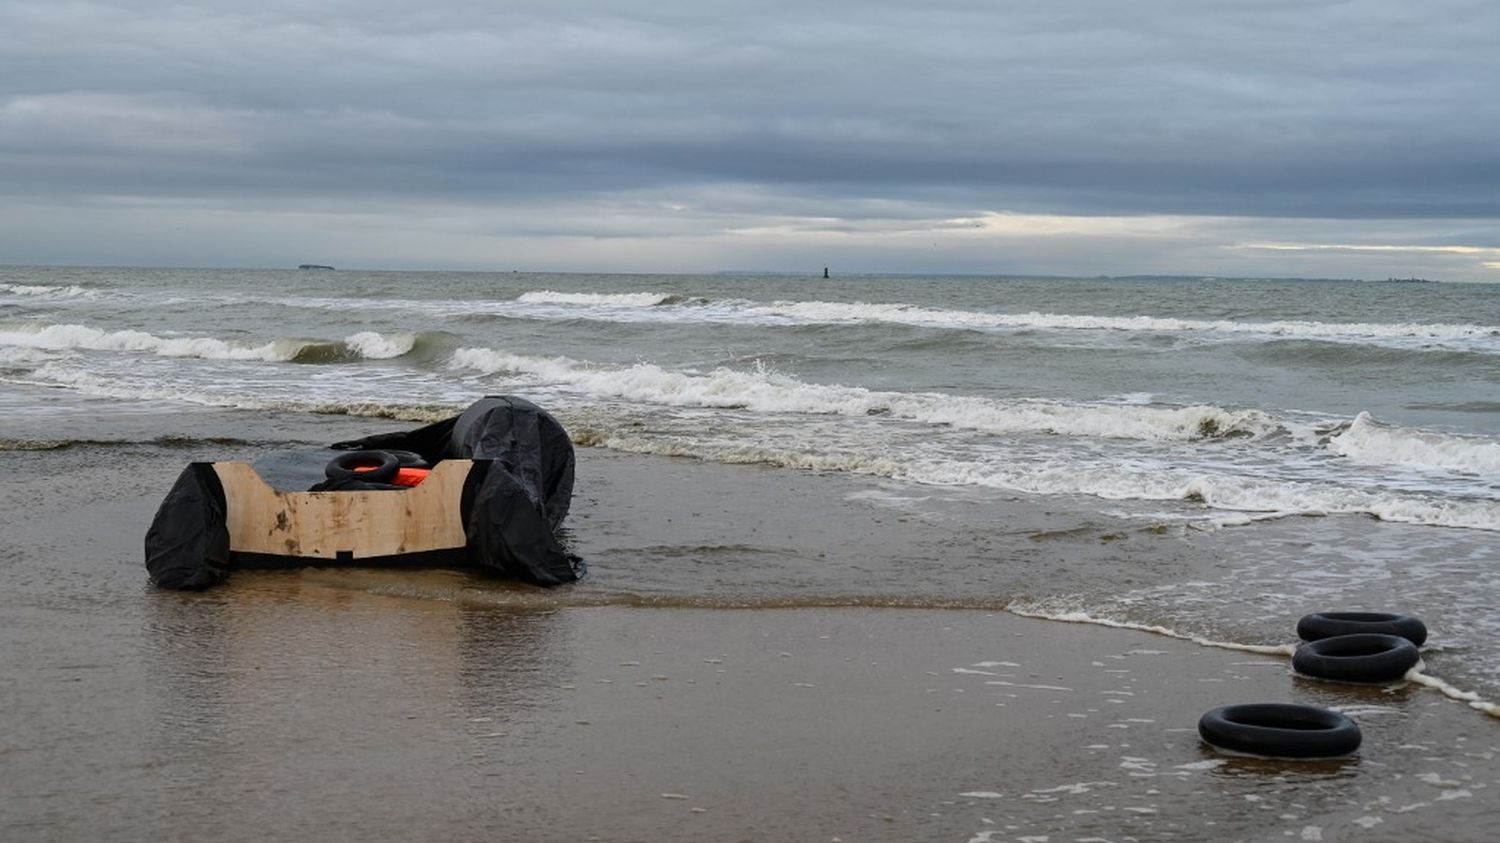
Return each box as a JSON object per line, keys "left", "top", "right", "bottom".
{"left": 325, "top": 450, "right": 400, "bottom": 483}
{"left": 382, "top": 449, "right": 430, "bottom": 468}
{"left": 1292, "top": 633, "right": 1420, "bottom": 683}
{"left": 1296, "top": 611, "right": 1427, "bottom": 647}
{"left": 1198, "top": 703, "right": 1361, "bottom": 759}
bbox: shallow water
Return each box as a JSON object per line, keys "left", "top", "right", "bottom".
{"left": 3, "top": 409, "right": 1498, "bottom": 839}
{"left": 3, "top": 267, "right": 1499, "bottom": 838}
{"left": 4, "top": 267, "right": 1499, "bottom": 705}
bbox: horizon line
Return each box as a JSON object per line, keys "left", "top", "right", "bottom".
{"left": 3, "top": 262, "right": 1488, "bottom": 285}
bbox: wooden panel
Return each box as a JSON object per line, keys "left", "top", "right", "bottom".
{"left": 213, "top": 460, "right": 472, "bottom": 559}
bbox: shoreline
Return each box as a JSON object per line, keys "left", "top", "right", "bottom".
{"left": 9, "top": 587, "right": 1495, "bottom": 841}
{"left": 2, "top": 426, "right": 1497, "bottom": 841}
{"left": 1005, "top": 607, "right": 1500, "bottom": 722}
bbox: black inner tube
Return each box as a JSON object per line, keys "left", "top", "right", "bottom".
{"left": 1296, "top": 611, "right": 1427, "bottom": 647}
{"left": 381, "top": 449, "right": 431, "bottom": 468}
{"left": 325, "top": 450, "right": 400, "bottom": 484}
{"left": 1198, "top": 703, "right": 1361, "bottom": 759}
{"left": 1292, "top": 633, "right": 1420, "bottom": 684}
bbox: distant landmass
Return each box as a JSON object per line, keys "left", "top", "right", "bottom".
{"left": 298, "top": 264, "right": 335, "bottom": 270}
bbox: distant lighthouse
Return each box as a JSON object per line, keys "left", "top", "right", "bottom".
{"left": 823, "top": 266, "right": 829, "bottom": 279}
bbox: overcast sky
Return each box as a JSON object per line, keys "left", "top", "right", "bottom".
{"left": 2, "top": 0, "right": 1498, "bottom": 279}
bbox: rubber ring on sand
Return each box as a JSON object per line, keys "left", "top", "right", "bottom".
{"left": 1296, "top": 611, "right": 1427, "bottom": 647}
{"left": 1198, "top": 703, "right": 1361, "bottom": 759}
{"left": 1292, "top": 633, "right": 1420, "bottom": 684}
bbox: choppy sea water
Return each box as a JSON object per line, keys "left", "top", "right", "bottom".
{"left": 3, "top": 265, "right": 1498, "bottom": 711}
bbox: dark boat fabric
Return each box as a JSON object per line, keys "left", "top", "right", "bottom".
{"left": 143, "top": 463, "right": 231, "bottom": 590}
{"left": 330, "top": 396, "right": 582, "bottom": 584}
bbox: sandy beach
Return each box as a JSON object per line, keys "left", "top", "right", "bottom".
{"left": 2, "top": 434, "right": 1496, "bottom": 842}
{"left": 6, "top": 0, "right": 1500, "bottom": 837}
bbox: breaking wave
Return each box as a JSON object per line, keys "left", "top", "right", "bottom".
{"left": 0, "top": 283, "right": 91, "bottom": 298}
{"left": 448, "top": 346, "right": 1279, "bottom": 441}
{"left": 112, "top": 286, "right": 1499, "bottom": 354}
{"left": 578, "top": 428, "right": 1500, "bottom": 532}
{"left": 734, "top": 299, "right": 1499, "bottom": 343}
{"left": 13, "top": 342, "right": 1499, "bottom": 532}
{"left": 516, "top": 290, "right": 675, "bottom": 307}
{"left": 0, "top": 322, "right": 429, "bottom": 364}
{"left": 1, "top": 365, "right": 466, "bottom": 423}
{"left": 282, "top": 331, "right": 432, "bottom": 364}
{"left": 1328, "top": 412, "right": 1500, "bottom": 475}
{"left": 468, "top": 291, "right": 1500, "bottom": 350}
{"left": 196, "top": 287, "right": 1500, "bottom": 350}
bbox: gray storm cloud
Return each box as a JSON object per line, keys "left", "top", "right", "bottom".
{"left": 1, "top": 0, "right": 1497, "bottom": 275}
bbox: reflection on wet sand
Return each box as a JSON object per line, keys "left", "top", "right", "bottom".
{"left": 141, "top": 571, "right": 575, "bottom": 839}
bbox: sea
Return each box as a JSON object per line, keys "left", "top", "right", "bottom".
{"left": 3, "top": 265, "right": 1498, "bottom": 713}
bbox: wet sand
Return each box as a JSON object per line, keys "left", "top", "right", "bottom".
{"left": 2, "top": 438, "right": 1497, "bottom": 842}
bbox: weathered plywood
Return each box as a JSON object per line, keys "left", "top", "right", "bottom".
{"left": 213, "top": 460, "right": 472, "bottom": 559}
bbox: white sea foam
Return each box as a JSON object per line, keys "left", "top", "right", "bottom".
{"left": 577, "top": 422, "right": 1500, "bottom": 531}
{"left": 198, "top": 287, "right": 1500, "bottom": 350}
{"left": 0, "top": 323, "right": 274, "bottom": 359}
{"left": 7, "top": 366, "right": 298, "bottom": 409}
{"left": 7, "top": 365, "right": 463, "bottom": 422}
{"left": 1405, "top": 670, "right": 1500, "bottom": 718}
{"left": 0, "top": 322, "right": 417, "bottom": 363}
{"left": 738, "top": 300, "right": 1497, "bottom": 343}
{"left": 1008, "top": 605, "right": 1500, "bottom": 720}
{"left": 515, "top": 290, "right": 674, "bottom": 308}
{"left": 343, "top": 331, "right": 418, "bottom": 360}
{"left": 447, "top": 347, "right": 1279, "bottom": 441}
{"left": 899, "top": 459, "right": 1500, "bottom": 531}
{"left": 0, "top": 283, "right": 90, "bottom": 298}
{"left": 1000, "top": 606, "right": 1297, "bottom": 656}
{"left": 14, "top": 327, "right": 1500, "bottom": 532}
{"left": 481, "top": 291, "right": 1500, "bottom": 347}
{"left": 1328, "top": 412, "right": 1500, "bottom": 475}
{"left": 0, "top": 346, "right": 53, "bottom": 366}
{"left": 448, "top": 343, "right": 1494, "bottom": 529}
{"left": 146, "top": 287, "right": 1500, "bottom": 354}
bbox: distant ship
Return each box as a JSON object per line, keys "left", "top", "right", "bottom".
{"left": 298, "top": 264, "right": 335, "bottom": 271}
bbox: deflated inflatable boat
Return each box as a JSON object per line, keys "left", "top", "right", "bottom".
{"left": 144, "top": 396, "right": 584, "bottom": 589}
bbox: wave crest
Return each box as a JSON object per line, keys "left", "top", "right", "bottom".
{"left": 490, "top": 291, "right": 1500, "bottom": 348}
{"left": 741, "top": 300, "right": 1499, "bottom": 344}
{"left": 516, "top": 290, "right": 673, "bottom": 307}
{"left": 0, "top": 322, "right": 424, "bottom": 364}
{"left": 0, "top": 283, "right": 90, "bottom": 298}
{"left": 1329, "top": 411, "right": 1500, "bottom": 474}
{"left": 448, "top": 346, "right": 1279, "bottom": 442}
